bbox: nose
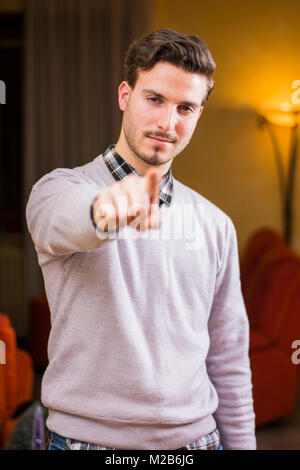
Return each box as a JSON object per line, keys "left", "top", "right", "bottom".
{"left": 156, "top": 106, "right": 177, "bottom": 134}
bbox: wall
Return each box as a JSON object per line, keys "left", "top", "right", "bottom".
{"left": 0, "top": 0, "right": 23, "bottom": 12}
{"left": 1, "top": 0, "right": 300, "bottom": 253}
{"left": 153, "top": 0, "right": 300, "bottom": 254}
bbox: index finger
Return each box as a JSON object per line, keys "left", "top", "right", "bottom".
{"left": 145, "top": 168, "right": 161, "bottom": 206}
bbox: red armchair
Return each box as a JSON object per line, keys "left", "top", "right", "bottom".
{"left": 0, "top": 314, "right": 34, "bottom": 449}
{"left": 240, "top": 228, "right": 300, "bottom": 426}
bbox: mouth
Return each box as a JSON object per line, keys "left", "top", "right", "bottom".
{"left": 147, "top": 136, "right": 174, "bottom": 144}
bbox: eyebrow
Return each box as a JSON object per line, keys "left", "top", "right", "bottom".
{"left": 142, "top": 88, "right": 201, "bottom": 109}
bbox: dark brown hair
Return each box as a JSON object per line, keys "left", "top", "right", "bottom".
{"left": 124, "top": 29, "right": 216, "bottom": 104}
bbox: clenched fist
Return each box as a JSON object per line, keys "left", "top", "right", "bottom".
{"left": 93, "top": 167, "right": 162, "bottom": 234}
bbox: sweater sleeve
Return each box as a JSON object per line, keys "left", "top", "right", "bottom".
{"left": 26, "top": 168, "right": 108, "bottom": 256}
{"left": 206, "top": 217, "right": 257, "bottom": 450}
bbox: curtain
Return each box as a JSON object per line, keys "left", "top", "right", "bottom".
{"left": 23, "top": 0, "right": 152, "bottom": 336}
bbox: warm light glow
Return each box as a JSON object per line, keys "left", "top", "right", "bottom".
{"left": 279, "top": 102, "right": 292, "bottom": 112}
{"left": 261, "top": 106, "right": 300, "bottom": 128}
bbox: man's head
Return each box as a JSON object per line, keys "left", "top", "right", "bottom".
{"left": 116, "top": 29, "right": 216, "bottom": 174}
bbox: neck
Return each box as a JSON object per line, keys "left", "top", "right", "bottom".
{"left": 115, "top": 128, "right": 172, "bottom": 177}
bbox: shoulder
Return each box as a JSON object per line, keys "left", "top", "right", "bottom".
{"left": 173, "top": 179, "right": 237, "bottom": 269}
{"left": 31, "top": 157, "right": 103, "bottom": 190}
{"left": 173, "top": 178, "right": 235, "bottom": 232}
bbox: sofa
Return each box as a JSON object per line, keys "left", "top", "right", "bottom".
{"left": 0, "top": 314, "right": 34, "bottom": 449}
{"left": 240, "top": 228, "right": 300, "bottom": 426}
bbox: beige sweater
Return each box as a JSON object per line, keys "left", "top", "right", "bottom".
{"left": 26, "top": 153, "right": 256, "bottom": 449}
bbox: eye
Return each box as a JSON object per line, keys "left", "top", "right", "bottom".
{"left": 148, "top": 97, "right": 161, "bottom": 104}
{"left": 179, "top": 105, "right": 193, "bottom": 113}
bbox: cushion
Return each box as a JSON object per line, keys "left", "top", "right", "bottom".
{"left": 4, "top": 401, "right": 46, "bottom": 450}
{"left": 249, "top": 329, "right": 271, "bottom": 350}
{"left": 0, "top": 314, "right": 18, "bottom": 417}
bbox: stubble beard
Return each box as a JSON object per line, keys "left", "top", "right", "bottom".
{"left": 123, "top": 125, "right": 176, "bottom": 167}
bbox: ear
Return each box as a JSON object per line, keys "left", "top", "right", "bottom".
{"left": 118, "top": 81, "right": 131, "bottom": 111}
{"left": 197, "top": 106, "right": 204, "bottom": 120}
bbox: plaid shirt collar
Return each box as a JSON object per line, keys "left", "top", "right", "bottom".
{"left": 102, "top": 144, "right": 173, "bottom": 207}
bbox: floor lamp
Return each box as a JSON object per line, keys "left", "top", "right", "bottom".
{"left": 258, "top": 109, "right": 299, "bottom": 245}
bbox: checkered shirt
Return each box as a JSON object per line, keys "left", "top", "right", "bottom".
{"left": 63, "top": 428, "right": 221, "bottom": 450}
{"left": 102, "top": 144, "right": 173, "bottom": 208}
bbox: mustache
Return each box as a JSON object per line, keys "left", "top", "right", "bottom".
{"left": 145, "top": 132, "right": 178, "bottom": 143}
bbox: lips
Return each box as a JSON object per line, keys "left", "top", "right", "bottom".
{"left": 148, "top": 136, "right": 173, "bottom": 143}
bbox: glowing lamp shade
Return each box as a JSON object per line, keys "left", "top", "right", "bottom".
{"left": 263, "top": 104, "right": 300, "bottom": 127}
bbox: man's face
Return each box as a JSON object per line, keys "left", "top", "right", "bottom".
{"left": 119, "top": 62, "right": 209, "bottom": 168}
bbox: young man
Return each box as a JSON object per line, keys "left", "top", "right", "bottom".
{"left": 26, "top": 29, "right": 256, "bottom": 450}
